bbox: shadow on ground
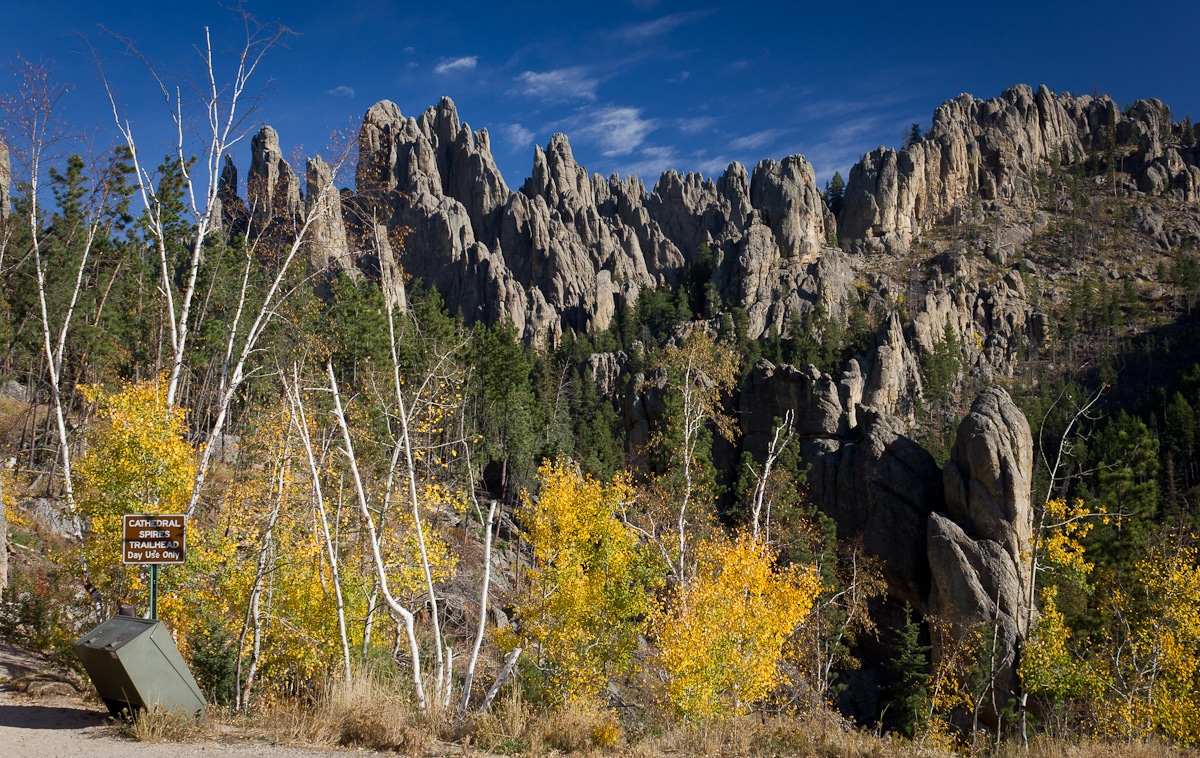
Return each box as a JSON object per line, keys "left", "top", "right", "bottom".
{"left": 0, "top": 703, "right": 109, "bottom": 730}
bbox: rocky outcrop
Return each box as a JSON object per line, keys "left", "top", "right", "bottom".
{"left": 0, "top": 141, "right": 10, "bottom": 222}
{"left": 218, "top": 96, "right": 851, "bottom": 343}
{"left": 929, "top": 387, "right": 1033, "bottom": 701}
{"left": 214, "top": 85, "right": 1195, "bottom": 362}
{"left": 741, "top": 360, "right": 1034, "bottom": 711}
{"left": 750, "top": 155, "right": 836, "bottom": 263}
{"left": 840, "top": 84, "right": 1200, "bottom": 253}
{"left": 909, "top": 249, "right": 1035, "bottom": 379}
{"left": 741, "top": 359, "right": 941, "bottom": 609}
{"left": 304, "top": 155, "right": 353, "bottom": 286}
{"left": 248, "top": 125, "right": 302, "bottom": 229}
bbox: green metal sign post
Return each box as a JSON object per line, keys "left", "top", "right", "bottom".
{"left": 149, "top": 563, "right": 158, "bottom": 619}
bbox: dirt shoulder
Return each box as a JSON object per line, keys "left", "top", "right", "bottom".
{"left": 0, "top": 641, "right": 356, "bottom": 757}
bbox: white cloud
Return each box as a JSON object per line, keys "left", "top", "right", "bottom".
{"left": 693, "top": 154, "right": 737, "bottom": 176}
{"left": 502, "top": 123, "right": 535, "bottom": 151}
{"left": 515, "top": 68, "right": 598, "bottom": 101}
{"left": 615, "top": 10, "right": 713, "bottom": 42}
{"left": 325, "top": 85, "right": 355, "bottom": 98}
{"left": 611, "top": 145, "right": 679, "bottom": 180}
{"left": 571, "top": 106, "right": 657, "bottom": 157}
{"left": 729, "top": 128, "right": 788, "bottom": 152}
{"left": 434, "top": 56, "right": 478, "bottom": 75}
{"left": 676, "top": 116, "right": 715, "bottom": 135}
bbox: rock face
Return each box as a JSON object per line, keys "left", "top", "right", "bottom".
{"left": 0, "top": 141, "right": 10, "bottom": 222}
{"left": 750, "top": 156, "right": 836, "bottom": 263}
{"left": 840, "top": 84, "right": 1200, "bottom": 252}
{"left": 248, "top": 126, "right": 302, "bottom": 229}
{"left": 212, "top": 85, "right": 1197, "bottom": 352}
{"left": 742, "top": 361, "right": 1034, "bottom": 712}
{"left": 220, "top": 97, "right": 845, "bottom": 343}
{"left": 741, "top": 358, "right": 941, "bottom": 609}
{"left": 930, "top": 387, "right": 1034, "bottom": 702}
{"left": 303, "top": 155, "right": 355, "bottom": 297}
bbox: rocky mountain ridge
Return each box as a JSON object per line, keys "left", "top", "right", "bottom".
{"left": 212, "top": 84, "right": 1198, "bottom": 407}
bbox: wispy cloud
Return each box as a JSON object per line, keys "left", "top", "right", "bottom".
{"left": 729, "top": 128, "right": 788, "bottom": 152}
{"left": 568, "top": 106, "right": 657, "bottom": 156}
{"left": 501, "top": 123, "right": 535, "bottom": 151}
{"left": 692, "top": 153, "right": 737, "bottom": 176}
{"left": 676, "top": 116, "right": 715, "bottom": 135}
{"left": 434, "top": 56, "right": 478, "bottom": 75}
{"left": 325, "top": 85, "right": 355, "bottom": 98}
{"left": 614, "top": 10, "right": 713, "bottom": 42}
{"left": 611, "top": 145, "right": 679, "bottom": 180}
{"left": 515, "top": 68, "right": 598, "bottom": 101}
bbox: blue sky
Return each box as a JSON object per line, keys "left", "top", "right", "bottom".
{"left": 3, "top": 0, "right": 1198, "bottom": 191}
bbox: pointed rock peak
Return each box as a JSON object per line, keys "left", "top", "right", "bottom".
{"left": 306, "top": 154, "right": 332, "bottom": 185}
{"left": 364, "top": 100, "right": 403, "bottom": 127}
{"left": 436, "top": 95, "right": 460, "bottom": 122}
{"left": 720, "top": 161, "right": 749, "bottom": 185}
{"left": 547, "top": 132, "right": 575, "bottom": 161}
{"left": 422, "top": 96, "right": 460, "bottom": 148}
{"left": 717, "top": 161, "right": 750, "bottom": 199}
{"left": 252, "top": 125, "right": 282, "bottom": 155}
{"left": 219, "top": 154, "right": 238, "bottom": 195}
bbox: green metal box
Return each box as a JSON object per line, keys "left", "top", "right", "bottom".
{"left": 74, "top": 616, "right": 207, "bottom": 720}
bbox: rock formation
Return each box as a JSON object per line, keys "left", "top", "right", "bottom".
{"left": 741, "top": 357, "right": 1034, "bottom": 713}
{"left": 248, "top": 125, "right": 302, "bottom": 230}
{"left": 839, "top": 85, "right": 1200, "bottom": 253}
{"left": 930, "top": 387, "right": 1034, "bottom": 700}
{"left": 221, "top": 96, "right": 851, "bottom": 343}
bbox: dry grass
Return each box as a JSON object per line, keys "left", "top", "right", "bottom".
{"left": 120, "top": 706, "right": 207, "bottom": 742}
{"left": 464, "top": 690, "right": 623, "bottom": 755}
{"left": 262, "top": 670, "right": 432, "bottom": 754}
{"left": 222, "top": 676, "right": 1200, "bottom": 757}
{"left": 993, "top": 734, "right": 1192, "bottom": 758}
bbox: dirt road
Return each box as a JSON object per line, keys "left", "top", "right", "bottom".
{"left": 0, "top": 642, "right": 350, "bottom": 757}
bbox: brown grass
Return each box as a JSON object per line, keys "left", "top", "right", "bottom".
{"left": 222, "top": 675, "right": 1200, "bottom": 757}
{"left": 120, "top": 706, "right": 207, "bottom": 742}
{"left": 263, "top": 670, "right": 432, "bottom": 754}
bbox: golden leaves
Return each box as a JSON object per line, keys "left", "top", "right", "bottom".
{"left": 511, "top": 459, "right": 658, "bottom": 703}
{"left": 650, "top": 532, "right": 820, "bottom": 719}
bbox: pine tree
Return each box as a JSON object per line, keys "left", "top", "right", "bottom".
{"left": 884, "top": 603, "right": 930, "bottom": 737}
{"left": 824, "top": 171, "right": 846, "bottom": 216}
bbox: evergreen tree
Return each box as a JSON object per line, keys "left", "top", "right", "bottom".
{"left": 823, "top": 171, "right": 846, "bottom": 216}
{"left": 884, "top": 603, "right": 930, "bottom": 737}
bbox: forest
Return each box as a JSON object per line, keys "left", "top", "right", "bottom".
{"left": 4, "top": 24, "right": 1200, "bottom": 757}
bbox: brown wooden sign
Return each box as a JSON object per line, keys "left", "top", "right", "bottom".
{"left": 122, "top": 514, "right": 186, "bottom": 564}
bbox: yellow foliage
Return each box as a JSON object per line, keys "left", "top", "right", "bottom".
{"left": 77, "top": 379, "right": 196, "bottom": 517}
{"left": 1019, "top": 587, "right": 1092, "bottom": 702}
{"left": 1041, "top": 498, "right": 1096, "bottom": 584}
{"left": 651, "top": 532, "right": 820, "bottom": 719}
{"left": 73, "top": 378, "right": 197, "bottom": 606}
{"left": 512, "top": 459, "right": 659, "bottom": 703}
{"left": 1093, "top": 546, "right": 1200, "bottom": 744}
